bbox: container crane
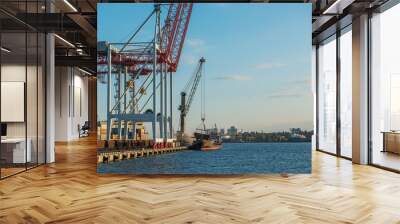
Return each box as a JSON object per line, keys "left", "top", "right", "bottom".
{"left": 97, "top": 3, "right": 193, "bottom": 142}
{"left": 178, "top": 57, "right": 205, "bottom": 140}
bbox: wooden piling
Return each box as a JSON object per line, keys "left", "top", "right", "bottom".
{"left": 97, "top": 146, "right": 187, "bottom": 163}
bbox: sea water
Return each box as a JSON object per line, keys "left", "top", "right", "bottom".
{"left": 97, "top": 142, "right": 311, "bottom": 174}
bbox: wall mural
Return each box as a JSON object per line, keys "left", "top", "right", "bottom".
{"left": 96, "top": 3, "right": 312, "bottom": 174}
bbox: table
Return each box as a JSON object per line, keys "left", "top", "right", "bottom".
{"left": 1, "top": 138, "right": 31, "bottom": 164}
{"left": 382, "top": 131, "right": 400, "bottom": 154}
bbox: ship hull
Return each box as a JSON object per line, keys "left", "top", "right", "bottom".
{"left": 189, "top": 138, "right": 223, "bottom": 151}
{"left": 189, "top": 131, "right": 223, "bottom": 151}
{"left": 201, "top": 145, "right": 222, "bottom": 151}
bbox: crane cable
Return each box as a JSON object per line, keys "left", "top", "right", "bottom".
{"left": 183, "top": 62, "right": 200, "bottom": 93}
{"left": 201, "top": 62, "right": 205, "bottom": 124}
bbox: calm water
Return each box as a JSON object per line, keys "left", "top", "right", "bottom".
{"left": 97, "top": 142, "right": 311, "bottom": 174}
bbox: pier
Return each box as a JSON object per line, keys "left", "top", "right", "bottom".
{"left": 97, "top": 146, "right": 187, "bottom": 163}
{"left": 95, "top": 4, "right": 198, "bottom": 164}
{"left": 97, "top": 139, "right": 187, "bottom": 163}
{"left": 97, "top": 4, "right": 193, "bottom": 145}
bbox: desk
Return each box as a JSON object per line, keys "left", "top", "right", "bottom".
{"left": 1, "top": 138, "right": 31, "bottom": 163}
{"left": 382, "top": 131, "right": 400, "bottom": 154}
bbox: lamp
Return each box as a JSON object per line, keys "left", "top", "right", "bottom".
{"left": 78, "top": 67, "right": 93, "bottom": 76}
{"left": 63, "top": 0, "right": 78, "bottom": 12}
{"left": 54, "top": 34, "right": 75, "bottom": 48}
{"left": 1, "top": 47, "right": 11, "bottom": 53}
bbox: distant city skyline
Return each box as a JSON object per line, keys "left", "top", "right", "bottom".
{"left": 215, "top": 125, "right": 312, "bottom": 134}
{"left": 98, "top": 3, "right": 312, "bottom": 134}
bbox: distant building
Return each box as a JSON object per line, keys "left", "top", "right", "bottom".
{"left": 291, "top": 133, "right": 306, "bottom": 139}
{"left": 220, "top": 128, "right": 225, "bottom": 135}
{"left": 289, "top": 128, "right": 307, "bottom": 139}
{"left": 227, "top": 126, "right": 238, "bottom": 136}
{"left": 209, "top": 127, "right": 219, "bottom": 135}
{"left": 290, "top": 128, "right": 302, "bottom": 134}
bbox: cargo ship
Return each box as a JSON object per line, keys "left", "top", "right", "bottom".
{"left": 189, "top": 124, "right": 223, "bottom": 151}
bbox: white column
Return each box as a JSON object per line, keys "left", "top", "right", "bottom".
{"left": 352, "top": 14, "right": 369, "bottom": 164}
{"left": 46, "top": 32, "right": 55, "bottom": 163}
{"left": 159, "top": 64, "right": 163, "bottom": 139}
{"left": 106, "top": 45, "right": 111, "bottom": 141}
{"left": 312, "top": 45, "right": 317, "bottom": 151}
{"left": 164, "top": 66, "right": 167, "bottom": 140}
{"left": 169, "top": 71, "right": 173, "bottom": 138}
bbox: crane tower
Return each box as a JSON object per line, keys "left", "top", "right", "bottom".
{"left": 97, "top": 3, "right": 193, "bottom": 143}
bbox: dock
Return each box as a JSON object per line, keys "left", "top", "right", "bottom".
{"left": 97, "top": 146, "right": 187, "bottom": 163}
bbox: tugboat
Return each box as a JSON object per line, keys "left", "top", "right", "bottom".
{"left": 189, "top": 119, "right": 223, "bottom": 151}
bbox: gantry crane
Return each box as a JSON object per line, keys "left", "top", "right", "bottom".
{"left": 97, "top": 3, "right": 193, "bottom": 142}
{"left": 178, "top": 57, "right": 205, "bottom": 140}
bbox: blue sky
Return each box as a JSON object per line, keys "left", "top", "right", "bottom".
{"left": 98, "top": 3, "right": 312, "bottom": 133}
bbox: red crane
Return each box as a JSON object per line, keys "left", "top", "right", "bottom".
{"left": 97, "top": 3, "right": 193, "bottom": 76}
{"left": 98, "top": 3, "right": 193, "bottom": 141}
{"left": 160, "top": 3, "right": 193, "bottom": 72}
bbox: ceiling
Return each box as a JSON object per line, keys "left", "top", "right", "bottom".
{"left": 0, "top": 0, "right": 395, "bottom": 72}
{"left": 311, "top": 0, "right": 391, "bottom": 43}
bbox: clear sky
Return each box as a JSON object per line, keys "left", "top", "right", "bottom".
{"left": 98, "top": 3, "right": 312, "bottom": 133}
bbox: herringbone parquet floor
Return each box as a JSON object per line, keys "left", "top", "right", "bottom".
{"left": 1, "top": 136, "right": 400, "bottom": 223}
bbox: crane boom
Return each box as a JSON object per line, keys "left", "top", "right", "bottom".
{"left": 178, "top": 57, "right": 205, "bottom": 136}
{"left": 160, "top": 3, "right": 193, "bottom": 72}
{"left": 167, "top": 3, "right": 193, "bottom": 72}
{"left": 99, "top": 3, "right": 193, "bottom": 76}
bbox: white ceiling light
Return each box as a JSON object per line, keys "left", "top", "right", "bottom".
{"left": 63, "top": 0, "right": 78, "bottom": 12}
{"left": 1, "top": 47, "right": 11, "bottom": 53}
{"left": 54, "top": 34, "right": 75, "bottom": 48}
{"left": 76, "top": 48, "right": 84, "bottom": 55}
{"left": 323, "top": 0, "right": 355, "bottom": 15}
{"left": 78, "top": 67, "right": 93, "bottom": 76}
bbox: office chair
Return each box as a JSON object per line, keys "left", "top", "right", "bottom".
{"left": 79, "top": 121, "right": 90, "bottom": 138}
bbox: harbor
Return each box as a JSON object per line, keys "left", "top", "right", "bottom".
{"left": 95, "top": 3, "right": 313, "bottom": 175}
{"left": 97, "top": 144, "right": 186, "bottom": 163}
{"left": 97, "top": 3, "right": 223, "bottom": 162}
{"left": 97, "top": 142, "right": 311, "bottom": 174}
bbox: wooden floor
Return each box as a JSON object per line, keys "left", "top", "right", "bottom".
{"left": 1, "top": 137, "right": 400, "bottom": 223}
{"left": 1, "top": 167, "right": 26, "bottom": 178}
{"left": 373, "top": 151, "right": 400, "bottom": 171}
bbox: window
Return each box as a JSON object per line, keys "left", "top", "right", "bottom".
{"left": 339, "top": 27, "right": 352, "bottom": 158}
{"left": 370, "top": 3, "right": 400, "bottom": 171}
{"left": 317, "top": 35, "right": 337, "bottom": 154}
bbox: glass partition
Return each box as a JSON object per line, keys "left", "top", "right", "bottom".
{"left": 1, "top": 30, "right": 28, "bottom": 177}
{"left": 371, "top": 3, "right": 400, "bottom": 171}
{"left": 317, "top": 35, "right": 337, "bottom": 154}
{"left": 38, "top": 32, "right": 45, "bottom": 165}
{"left": 0, "top": 1, "right": 46, "bottom": 179}
{"left": 339, "top": 27, "right": 352, "bottom": 158}
{"left": 27, "top": 31, "right": 38, "bottom": 169}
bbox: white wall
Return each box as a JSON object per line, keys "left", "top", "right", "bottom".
{"left": 55, "top": 67, "right": 89, "bottom": 141}
{"left": 1, "top": 65, "right": 26, "bottom": 138}
{"left": 1, "top": 63, "right": 46, "bottom": 164}
{"left": 1, "top": 65, "right": 41, "bottom": 138}
{"left": 71, "top": 72, "right": 89, "bottom": 138}
{"left": 55, "top": 67, "right": 69, "bottom": 141}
